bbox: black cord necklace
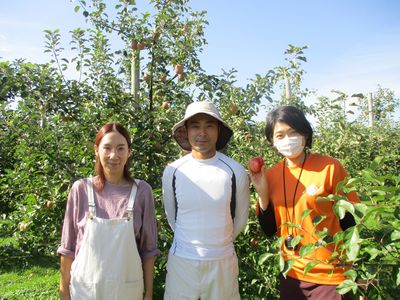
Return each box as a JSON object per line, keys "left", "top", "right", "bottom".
{"left": 283, "top": 152, "right": 307, "bottom": 250}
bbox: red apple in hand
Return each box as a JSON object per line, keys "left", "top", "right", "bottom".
{"left": 249, "top": 156, "right": 264, "bottom": 173}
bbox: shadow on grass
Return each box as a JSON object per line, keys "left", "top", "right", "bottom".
{"left": 0, "top": 243, "right": 60, "bottom": 273}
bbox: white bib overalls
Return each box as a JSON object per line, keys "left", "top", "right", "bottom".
{"left": 70, "top": 178, "right": 144, "bottom": 300}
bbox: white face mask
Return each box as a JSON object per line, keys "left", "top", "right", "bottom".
{"left": 274, "top": 135, "right": 305, "bottom": 158}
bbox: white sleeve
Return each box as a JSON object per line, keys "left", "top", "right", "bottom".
{"left": 162, "top": 165, "right": 176, "bottom": 231}
{"left": 233, "top": 170, "right": 250, "bottom": 239}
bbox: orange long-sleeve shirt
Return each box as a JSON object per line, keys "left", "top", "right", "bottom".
{"left": 258, "top": 153, "right": 360, "bottom": 285}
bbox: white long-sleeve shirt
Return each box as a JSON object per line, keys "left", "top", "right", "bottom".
{"left": 162, "top": 152, "right": 250, "bottom": 260}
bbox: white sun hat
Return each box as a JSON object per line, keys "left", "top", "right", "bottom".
{"left": 172, "top": 101, "right": 233, "bottom": 151}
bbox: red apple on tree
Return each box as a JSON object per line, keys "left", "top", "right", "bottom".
{"left": 249, "top": 156, "right": 264, "bottom": 173}
{"left": 131, "top": 40, "right": 138, "bottom": 50}
{"left": 175, "top": 64, "right": 184, "bottom": 75}
{"left": 178, "top": 73, "right": 185, "bottom": 81}
{"left": 143, "top": 73, "right": 151, "bottom": 81}
{"left": 245, "top": 133, "right": 253, "bottom": 141}
{"left": 250, "top": 238, "right": 259, "bottom": 249}
{"left": 161, "top": 101, "right": 170, "bottom": 110}
{"left": 229, "top": 103, "right": 239, "bottom": 114}
{"left": 160, "top": 74, "right": 167, "bottom": 82}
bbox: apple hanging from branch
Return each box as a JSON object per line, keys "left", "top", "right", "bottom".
{"left": 143, "top": 73, "right": 151, "bottom": 81}
{"left": 161, "top": 101, "right": 170, "bottom": 110}
{"left": 137, "top": 42, "right": 145, "bottom": 50}
{"left": 178, "top": 73, "right": 185, "bottom": 82}
{"left": 131, "top": 40, "right": 138, "bottom": 50}
{"left": 175, "top": 64, "right": 184, "bottom": 75}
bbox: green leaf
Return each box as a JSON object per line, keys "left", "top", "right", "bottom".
{"left": 279, "top": 253, "right": 285, "bottom": 272}
{"left": 258, "top": 253, "right": 275, "bottom": 265}
{"left": 290, "top": 235, "right": 303, "bottom": 249}
{"left": 337, "top": 279, "right": 358, "bottom": 294}
{"left": 312, "top": 215, "right": 326, "bottom": 226}
{"left": 335, "top": 178, "right": 347, "bottom": 193}
{"left": 346, "top": 177, "right": 361, "bottom": 186}
{"left": 364, "top": 206, "right": 386, "bottom": 223}
{"left": 281, "top": 258, "right": 295, "bottom": 277}
{"left": 316, "top": 227, "right": 329, "bottom": 239}
{"left": 364, "top": 247, "right": 380, "bottom": 260}
{"left": 304, "top": 261, "right": 318, "bottom": 276}
{"left": 333, "top": 202, "right": 345, "bottom": 219}
{"left": 74, "top": 5, "right": 80, "bottom": 13}
{"left": 391, "top": 230, "right": 400, "bottom": 241}
{"left": 301, "top": 209, "right": 313, "bottom": 221}
{"left": 337, "top": 199, "right": 355, "bottom": 214}
{"left": 346, "top": 226, "right": 360, "bottom": 261}
{"left": 344, "top": 269, "right": 357, "bottom": 281}
{"left": 396, "top": 267, "right": 400, "bottom": 286}
{"left": 299, "top": 244, "right": 316, "bottom": 257}
{"left": 243, "top": 223, "right": 250, "bottom": 235}
{"left": 360, "top": 169, "right": 381, "bottom": 184}
{"left": 333, "top": 231, "right": 344, "bottom": 246}
{"left": 370, "top": 156, "right": 384, "bottom": 171}
{"left": 317, "top": 194, "right": 343, "bottom": 202}
{"left": 354, "top": 203, "right": 368, "bottom": 218}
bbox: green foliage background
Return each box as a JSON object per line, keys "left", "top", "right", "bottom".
{"left": 1, "top": 0, "right": 399, "bottom": 299}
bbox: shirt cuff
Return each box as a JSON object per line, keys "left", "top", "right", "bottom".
{"left": 140, "top": 248, "right": 161, "bottom": 260}
{"left": 57, "top": 246, "right": 75, "bottom": 258}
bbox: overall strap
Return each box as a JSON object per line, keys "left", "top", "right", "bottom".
{"left": 126, "top": 179, "right": 139, "bottom": 220}
{"left": 87, "top": 178, "right": 96, "bottom": 218}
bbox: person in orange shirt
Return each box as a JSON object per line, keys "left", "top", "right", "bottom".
{"left": 249, "top": 106, "right": 359, "bottom": 300}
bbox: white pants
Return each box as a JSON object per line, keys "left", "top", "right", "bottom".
{"left": 164, "top": 252, "right": 240, "bottom": 300}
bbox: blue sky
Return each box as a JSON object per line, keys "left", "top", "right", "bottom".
{"left": 1, "top": 0, "right": 399, "bottom": 118}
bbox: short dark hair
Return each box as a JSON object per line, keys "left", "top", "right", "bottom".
{"left": 265, "top": 106, "right": 313, "bottom": 148}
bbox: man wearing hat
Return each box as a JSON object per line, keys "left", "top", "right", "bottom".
{"left": 162, "top": 101, "right": 250, "bottom": 299}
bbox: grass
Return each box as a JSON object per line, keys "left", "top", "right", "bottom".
{"left": 0, "top": 264, "right": 59, "bottom": 300}
{"left": 0, "top": 233, "right": 59, "bottom": 300}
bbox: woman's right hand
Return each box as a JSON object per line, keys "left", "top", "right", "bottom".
{"left": 248, "top": 162, "right": 269, "bottom": 210}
